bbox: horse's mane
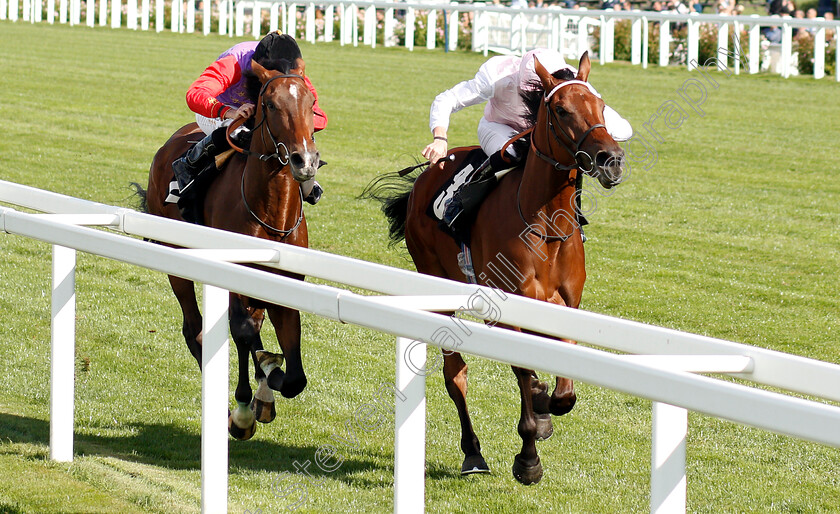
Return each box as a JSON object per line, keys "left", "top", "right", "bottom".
{"left": 244, "top": 58, "right": 298, "bottom": 104}
{"left": 520, "top": 68, "right": 577, "bottom": 128}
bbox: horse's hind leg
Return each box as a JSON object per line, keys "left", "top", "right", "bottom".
{"left": 443, "top": 352, "right": 490, "bottom": 475}
{"left": 550, "top": 375, "right": 576, "bottom": 416}
{"left": 512, "top": 366, "right": 543, "bottom": 485}
{"left": 168, "top": 275, "right": 203, "bottom": 369}
{"left": 265, "top": 305, "right": 307, "bottom": 398}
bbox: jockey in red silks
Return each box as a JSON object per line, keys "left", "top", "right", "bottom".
{"left": 421, "top": 48, "right": 632, "bottom": 230}
{"left": 172, "top": 32, "right": 328, "bottom": 207}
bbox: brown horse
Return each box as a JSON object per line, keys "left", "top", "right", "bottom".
{"left": 140, "top": 60, "right": 320, "bottom": 440}
{"left": 366, "top": 53, "right": 624, "bottom": 484}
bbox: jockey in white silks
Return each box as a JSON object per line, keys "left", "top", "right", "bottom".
{"left": 423, "top": 48, "right": 632, "bottom": 166}
{"left": 421, "top": 48, "right": 633, "bottom": 232}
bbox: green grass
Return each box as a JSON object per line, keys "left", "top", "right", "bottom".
{"left": 1, "top": 21, "right": 840, "bottom": 513}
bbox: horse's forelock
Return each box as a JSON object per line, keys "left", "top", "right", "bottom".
{"left": 520, "top": 68, "right": 577, "bottom": 128}
{"left": 244, "top": 58, "right": 298, "bottom": 103}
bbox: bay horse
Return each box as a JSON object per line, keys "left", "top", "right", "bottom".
{"left": 366, "top": 53, "right": 624, "bottom": 484}
{"left": 140, "top": 60, "right": 320, "bottom": 440}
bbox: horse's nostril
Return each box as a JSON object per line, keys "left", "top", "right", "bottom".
{"left": 290, "top": 153, "right": 305, "bottom": 169}
{"left": 595, "top": 151, "right": 611, "bottom": 168}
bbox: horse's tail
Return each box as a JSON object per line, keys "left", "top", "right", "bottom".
{"left": 360, "top": 168, "right": 423, "bottom": 246}
{"left": 128, "top": 182, "right": 149, "bottom": 213}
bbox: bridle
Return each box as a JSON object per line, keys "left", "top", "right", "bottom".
{"left": 226, "top": 72, "right": 309, "bottom": 239}
{"left": 530, "top": 79, "right": 607, "bottom": 174}
{"left": 518, "top": 79, "right": 606, "bottom": 243}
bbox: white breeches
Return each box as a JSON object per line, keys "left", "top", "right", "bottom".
{"left": 477, "top": 117, "right": 521, "bottom": 158}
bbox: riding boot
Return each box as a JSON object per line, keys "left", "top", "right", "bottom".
{"left": 170, "top": 127, "right": 232, "bottom": 223}
{"left": 443, "top": 149, "right": 520, "bottom": 233}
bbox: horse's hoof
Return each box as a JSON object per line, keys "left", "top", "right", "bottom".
{"left": 228, "top": 402, "right": 257, "bottom": 440}
{"left": 250, "top": 396, "right": 276, "bottom": 424}
{"left": 256, "top": 351, "right": 285, "bottom": 386}
{"left": 535, "top": 413, "right": 553, "bottom": 441}
{"left": 512, "top": 455, "right": 543, "bottom": 485}
{"left": 550, "top": 392, "right": 577, "bottom": 417}
{"left": 280, "top": 373, "right": 307, "bottom": 399}
{"left": 461, "top": 454, "right": 491, "bottom": 475}
{"left": 266, "top": 367, "right": 286, "bottom": 392}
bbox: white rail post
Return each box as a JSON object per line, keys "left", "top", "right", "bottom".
{"left": 127, "top": 0, "right": 137, "bottom": 29}
{"left": 717, "top": 22, "right": 728, "bottom": 70}
{"left": 651, "top": 402, "right": 687, "bottom": 514}
{"left": 385, "top": 6, "right": 396, "bottom": 47}
{"left": 83, "top": 0, "right": 92, "bottom": 26}
{"left": 405, "top": 6, "right": 415, "bottom": 51}
{"left": 659, "top": 19, "right": 670, "bottom": 67}
{"left": 9, "top": 0, "right": 19, "bottom": 21}
{"left": 363, "top": 5, "right": 374, "bottom": 46}
{"left": 185, "top": 0, "right": 194, "bottom": 33}
{"left": 394, "top": 337, "right": 426, "bottom": 514}
{"left": 141, "top": 0, "right": 148, "bottom": 29}
{"left": 426, "top": 9, "right": 436, "bottom": 49}
{"left": 814, "top": 26, "right": 825, "bottom": 79}
{"left": 748, "top": 16, "right": 760, "bottom": 74}
{"left": 155, "top": 0, "right": 163, "bottom": 31}
{"left": 110, "top": 0, "right": 119, "bottom": 27}
{"left": 0, "top": 0, "right": 6, "bottom": 20}
{"left": 599, "top": 15, "right": 607, "bottom": 65}
{"left": 98, "top": 0, "right": 105, "bottom": 25}
{"left": 324, "top": 4, "right": 333, "bottom": 42}
{"left": 642, "top": 16, "right": 649, "bottom": 69}
{"left": 632, "top": 15, "right": 642, "bottom": 65}
{"left": 202, "top": 0, "right": 209, "bottom": 34}
{"left": 781, "top": 21, "right": 792, "bottom": 78}
{"left": 201, "top": 284, "right": 229, "bottom": 514}
{"left": 449, "top": 9, "right": 460, "bottom": 52}
{"left": 269, "top": 1, "right": 278, "bottom": 33}
{"left": 50, "top": 245, "right": 76, "bottom": 463}
{"left": 687, "top": 17, "right": 699, "bottom": 70}
{"left": 305, "top": 2, "right": 315, "bottom": 43}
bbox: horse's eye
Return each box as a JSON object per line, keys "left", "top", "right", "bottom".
{"left": 266, "top": 102, "right": 276, "bottom": 111}
{"left": 555, "top": 106, "right": 568, "bottom": 117}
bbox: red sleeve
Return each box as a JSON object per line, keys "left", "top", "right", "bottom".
{"left": 185, "top": 55, "right": 242, "bottom": 119}
{"left": 304, "top": 75, "right": 328, "bottom": 132}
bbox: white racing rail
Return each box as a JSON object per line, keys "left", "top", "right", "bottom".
{"left": 4, "top": 0, "right": 840, "bottom": 80}
{"left": 1, "top": 178, "right": 839, "bottom": 513}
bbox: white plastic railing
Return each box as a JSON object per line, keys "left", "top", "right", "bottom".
{"left": 2, "top": 178, "right": 840, "bottom": 513}
{"left": 4, "top": 0, "right": 840, "bottom": 80}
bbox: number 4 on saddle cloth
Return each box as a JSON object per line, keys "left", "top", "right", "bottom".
{"left": 429, "top": 147, "right": 589, "bottom": 249}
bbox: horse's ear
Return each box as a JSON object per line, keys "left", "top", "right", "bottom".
{"left": 251, "top": 60, "right": 273, "bottom": 83}
{"left": 292, "top": 57, "right": 306, "bottom": 76}
{"left": 577, "top": 51, "right": 591, "bottom": 82}
{"left": 534, "top": 56, "right": 557, "bottom": 92}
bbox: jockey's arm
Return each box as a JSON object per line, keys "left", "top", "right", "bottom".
{"left": 186, "top": 55, "right": 241, "bottom": 119}
{"left": 423, "top": 59, "right": 499, "bottom": 165}
{"left": 603, "top": 105, "right": 633, "bottom": 142}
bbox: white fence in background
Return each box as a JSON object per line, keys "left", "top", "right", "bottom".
{"left": 3, "top": 0, "right": 840, "bottom": 80}
{"left": 2, "top": 178, "right": 840, "bottom": 513}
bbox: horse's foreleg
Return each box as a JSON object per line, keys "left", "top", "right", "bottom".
{"left": 443, "top": 352, "right": 490, "bottom": 475}
{"left": 227, "top": 298, "right": 262, "bottom": 440}
{"left": 168, "top": 275, "right": 203, "bottom": 369}
{"left": 266, "top": 305, "right": 307, "bottom": 399}
{"left": 512, "top": 366, "right": 544, "bottom": 485}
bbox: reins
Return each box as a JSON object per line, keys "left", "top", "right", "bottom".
{"left": 226, "top": 72, "right": 308, "bottom": 239}
{"left": 518, "top": 80, "right": 604, "bottom": 243}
